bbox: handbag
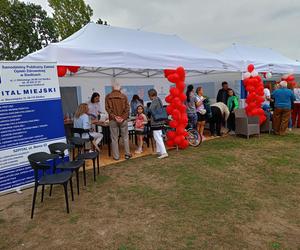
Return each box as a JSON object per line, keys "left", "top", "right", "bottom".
{"left": 151, "top": 98, "right": 168, "bottom": 122}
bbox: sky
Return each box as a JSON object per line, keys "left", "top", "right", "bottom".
{"left": 24, "top": 0, "right": 300, "bottom": 60}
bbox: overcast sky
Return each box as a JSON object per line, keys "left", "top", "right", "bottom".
{"left": 24, "top": 0, "right": 300, "bottom": 60}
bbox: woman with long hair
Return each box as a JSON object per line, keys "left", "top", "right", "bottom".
{"left": 88, "top": 92, "right": 101, "bottom": 119}
{"left": 130, "top": 94, "right": 144, "bottom": 116}
{"left": 74, "top": 103, "right": 103, "bottom": 151}
{"left": 195, "top": 87, "right": 206, "bottom": 139}
{"left": 185, "top": 85, "right": 199, "bottom": 130}
{"left": 227, "top": 88, "right": 239, "bottom": 132}
{"left": 148, "top": 89, "right": 168, "bottom": 159}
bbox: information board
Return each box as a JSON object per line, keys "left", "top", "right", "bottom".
{"left": 0, "top": 62, "right": 66, "bottom": 194}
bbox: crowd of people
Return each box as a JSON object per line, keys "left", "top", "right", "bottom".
{"left": 70, "top": 78, "right": 299, "bottom": 162}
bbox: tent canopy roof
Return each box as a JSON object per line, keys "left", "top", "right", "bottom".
{"left": 220, "top": 44, "right": 300, "bottom": 74}
{"left": 21, "top": 23, "right": 230, "bottom": 73}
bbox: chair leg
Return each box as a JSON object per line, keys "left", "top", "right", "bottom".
{"left": 31, "top": 183, "right": 38, "bottom": 219}
{"left": 97, "top": 155, "right": 100, "bottom": 175}
{"left": 63, "top": 183, "right": 70, "bottom": 214}
{"left": 49, "top": 185, "right": 53, "bottom": 197}
{"left": 83, "top": 162, "right": 87, "bottom": 186}
{"left": 41, "top": 185, "right": 45, "bottom": 203}
{"left": 76, "top": 169, "right": 80, "bottom": 195}
{"left": 93, "top": 159, "right": 96, "bottom": 182}
{"left": 70, "top": 178, "right": 74, "bottom": 201}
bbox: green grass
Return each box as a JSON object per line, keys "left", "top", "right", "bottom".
{"left": 1, "top": 132, "right": 300, "bottom": 249}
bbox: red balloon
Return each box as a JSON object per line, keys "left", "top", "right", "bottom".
{"left": 166, "top": 105, "right": 174, "bottom": 114}
{"left": 165, "top": 95, "right": 173, "bottom": 104}
{"left": 170, "top": 87, "right": 180, "bottom": 97}
{"left": 57, "top": 66, "right": 67, "bottom": 77}
{"left": 178, "top": 104, "right": 187, "bottom": 112}
{"left": 166, "top": 139, "right": 175, "bottom": 147}
{"left": 166, "top": 131, "right": 176, "bottom": 139}
{"left": 177, "top": 125, "right": 186, "bottom": 135}
{"left": 68, "top": 66, "right": 80, "bottom": 73}
{"left": 169, "top": 120, "right": 178, "bottom": 128}
{"left": 172, "top": 97, "right": 182, "bottom": 107}
{"left": 179, "top": 93, "right": 187, "bottom": 101}
{"left": 286, "top": 75, "right": 295, "bottom": 82}
{"left": 174, "top": 135, "right": 185, "bottom": 145}
{"left": 247, "top": 64, "right": 255, "bottom": 73}
{"left": 167, "top": 73, "right": 180, "bottom": 83}
{"left": 164, "top": 69, "right": 176, "bottom": 78}
{"left": 176, "top": 81, "right": 185, "bottom": 91}
{"left": 172, "top": 109, "right": 181, "bottom": 120}
{"left": 176, "top": 67, "right": 185, "bottom": 80}
{"left": 178, "top": 139, "right": 189, "bottom": 149}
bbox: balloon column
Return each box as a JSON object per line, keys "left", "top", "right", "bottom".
{"left": 57, "top": 65, "right": 80, "bottom": 77}
{"left": 282, "top": 74, "right": 297, "bottom": 88}
{"left": 243, "top": 64, "right": 266, "bottom": 124}
{"left": 164, "top": 66, "right": 189, "bottom": 149}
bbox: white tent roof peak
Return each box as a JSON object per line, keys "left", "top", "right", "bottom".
{"left": 21, "top": 23, "right": 230, "bottom": 72}
{"left": 220, "top": 43, "right": 300, "bottom": 73}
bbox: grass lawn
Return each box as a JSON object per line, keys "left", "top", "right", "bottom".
{"left": 0, "top": 132, "right": 300, "bottom": 249}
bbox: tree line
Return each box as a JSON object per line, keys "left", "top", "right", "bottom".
{"left": 0, "top": 0, "right": 108, "bottom": 60}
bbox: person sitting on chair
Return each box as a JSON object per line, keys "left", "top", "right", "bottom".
{"left": 73, "top": 103, "right": 103, "bottom": 152}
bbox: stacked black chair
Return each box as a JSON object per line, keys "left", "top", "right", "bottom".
{"left": 28, "top": 152, "right": 74, "bottom": 219}
{"left": 48, "top": 142, "right": 84, "bottom": 195}
{"left": 70, "top": 128, "right": 100, "bottom": 183}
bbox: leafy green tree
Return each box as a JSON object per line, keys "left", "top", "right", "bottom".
{"left": 0, "top": 0, "right": 58, "bottom": 60}
{"left": 48, "top": 0, "right": 93, "bottom": 40}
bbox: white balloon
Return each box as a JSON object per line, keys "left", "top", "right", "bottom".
{"left": 251, "top": 70, "right": 258, "bottom": 77}
{"left": 265, "top": 72, "right": 272, "bottom": 79}
{"left": 243, "top": 72, "right": 251, "bottom": 79}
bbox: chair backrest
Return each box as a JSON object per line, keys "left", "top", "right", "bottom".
{"left": 234, "top": 108, "right": 247, "bottom": 118}
{"left": 27, "top": 152, "right": 58, "bottom": 180}
{"left": 71, "top": 127, "right": 88, "bottom": 138}
{"left": 48, "top": 142, "right": 72, "bottom": 157}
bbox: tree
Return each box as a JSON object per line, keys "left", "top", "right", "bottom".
{"left": 48, "top": 0, "right": 93, "bottom": 40}
{"left": 0, "top": 0, "right": 58, "bottom": 60}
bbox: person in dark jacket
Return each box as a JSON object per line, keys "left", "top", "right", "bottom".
{"left": 216, "top": 81, "right": 229, "bottom": 104}
{"left": 148, "top": 89, "right": 168, "bottom": 159}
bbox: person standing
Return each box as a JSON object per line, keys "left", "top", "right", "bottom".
{"left": 185, "top": 85, "right": 199, "bottom": 130}
{"left": 88, "top": 92, "right": 102, "bottom": 119}
{"left": 148, "top": 89, "right": 168, "bottom": 159}
{"left": 292, "top": 86, "right": 300, "bottom": 128}
{"left": 227, "top": 88, "right": 239, "bottom": 132}
{"left": 134, "top": 105, "right": 148, "bottom": 154}
{"left": 209, "top": 102, "right": 230, "bottom": 136}
{"left": 195, "top": 87, "right": 206, "bottom": 139}
{"left": 130, "top": 95, "right": 144, "bottom": 116}
{"left": 272, "top": 81, "right": 295, "bottom": 135}
{"left": 217, "top": 81, "right": 229, "bottom": 104}
{"left": 105, "top": 83, "right": 131, "bottom": 160}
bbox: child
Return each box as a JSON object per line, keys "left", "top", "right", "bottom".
{"left": 134, "top": 105, "right": 148, "bottom": 154}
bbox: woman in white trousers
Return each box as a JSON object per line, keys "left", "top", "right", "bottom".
{"left": 148, "top": 89, "right": 168, "bottom": 159}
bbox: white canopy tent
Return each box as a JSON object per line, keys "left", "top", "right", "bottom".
{"left": 220, "top": 44, "right": 300, "bottom": 74}
{"left": 21, "top": 23, "right": 234, "bottom": 77}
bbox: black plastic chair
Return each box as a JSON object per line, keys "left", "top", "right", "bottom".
{"left": 48, "top": 142, "right": 84, "bottom": 195}
{"left": 69, "top": 137, "right": 100, "bottom": 184}
{"left": 28, "top": 152, "right": 74, "bottom": 219}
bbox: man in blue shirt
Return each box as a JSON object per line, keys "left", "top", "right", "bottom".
{"left": 271, "top": 81, "right": 295, "bottom": 135}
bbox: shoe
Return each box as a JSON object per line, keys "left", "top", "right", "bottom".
{"left": 113, "top": 158, "right": 120, "bottom": 161}
{"left": 158, "top": 153, "right": 168, "bottom": 159}
{"left": 125, "top": 154, "right": 132, "bottom": 160}
{"left": 288, "top": 128, "right": 292, "bottom": 132}
{"left": 152, "top": 152, "right": 160, "bottom": 156}
{"left": 134, "top": 149, "right": 142, "bottom": 154}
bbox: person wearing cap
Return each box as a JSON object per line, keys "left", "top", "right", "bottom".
{"left": 271, "top": 81, "right": 295, "bottom": 135}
